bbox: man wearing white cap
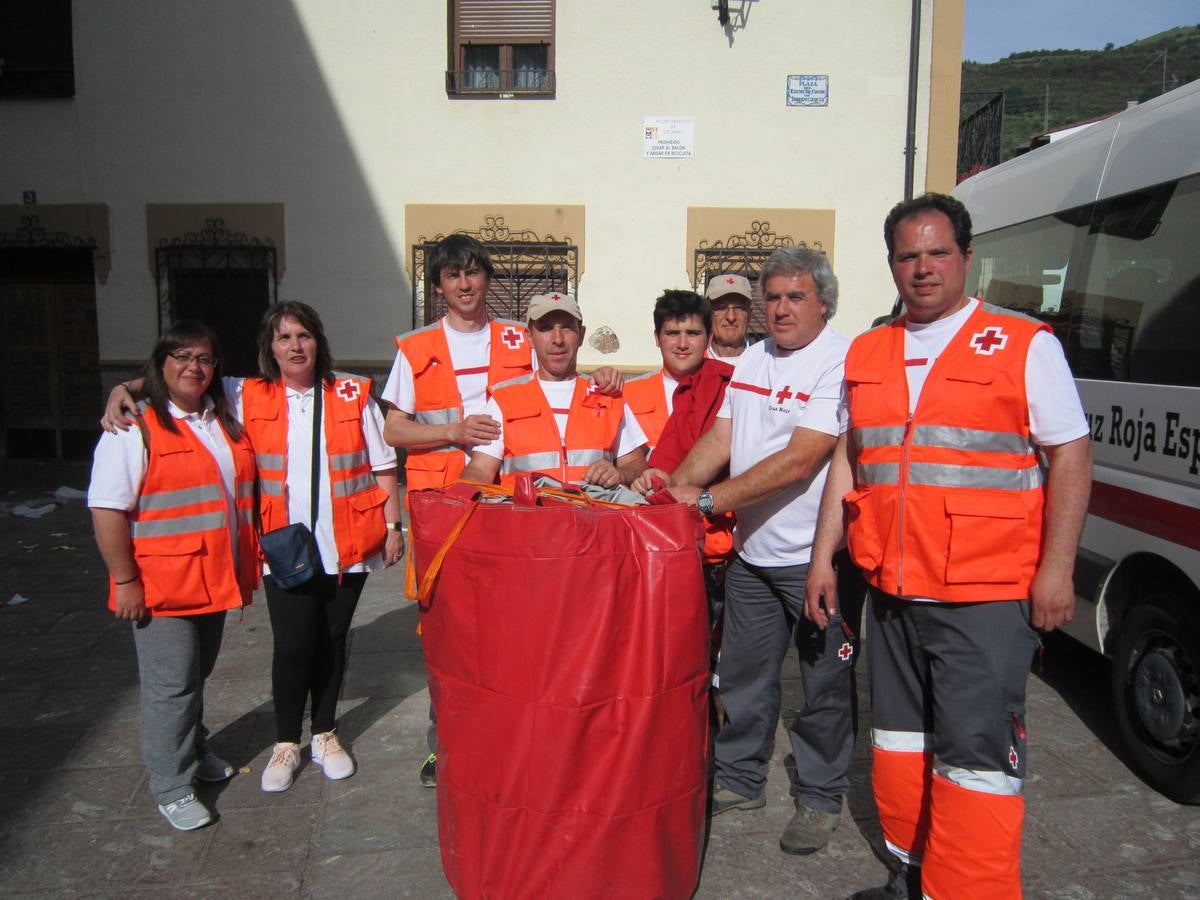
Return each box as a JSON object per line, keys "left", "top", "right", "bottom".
{"left": 460, "top": 292, "right": 649, "bottom": 489}
{"left": 706, "top": 273, "right": 755, "bottom": 360}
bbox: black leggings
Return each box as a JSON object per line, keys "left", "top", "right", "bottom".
{"left": 265, "top": 572, "right": 367, "bottom": 743}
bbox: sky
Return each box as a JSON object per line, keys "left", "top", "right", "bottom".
{"left": 963, "top": 0, "right": 1200, "bottom": 62}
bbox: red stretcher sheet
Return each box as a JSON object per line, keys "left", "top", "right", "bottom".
{"left": 410, "top": 482, "right": 711, "bottom": 900}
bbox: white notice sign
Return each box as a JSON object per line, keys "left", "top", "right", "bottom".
{"left": 787, "top": 75, "right": 829, "bottom": 107}
{"left": 643, "top": 117, "right": 694, "bottom": 158}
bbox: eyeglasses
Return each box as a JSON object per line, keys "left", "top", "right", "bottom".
{"left": 168, "top": 351, "right": 218, "bottom": 368}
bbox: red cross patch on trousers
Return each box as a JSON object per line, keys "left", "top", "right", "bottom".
{"left": 335, "top": 378, "right": 360, "bottom": 401}
{"left": 837, "top": 642, "right": 854, "bottom": 661}
{"left": 970, "top": 326, "right": 1009, "bottom": 356}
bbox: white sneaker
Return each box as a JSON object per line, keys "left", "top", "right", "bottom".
{"left": 261, "top": 742, "right": 301, "bottom": 792}
{"left": 311, "top": 731, "right": 355, "bottom": 780}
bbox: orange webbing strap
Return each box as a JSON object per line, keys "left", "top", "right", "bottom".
{"left": 415, "top": 498, "right": 481, "bottom": 604}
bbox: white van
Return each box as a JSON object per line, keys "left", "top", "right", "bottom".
{"left": 954, "top": 79, "right": 1200, "bottom": 804}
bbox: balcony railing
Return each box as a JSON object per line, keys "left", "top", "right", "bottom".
{"left": 446, "top": 69, "right": 555, "bottom": 97}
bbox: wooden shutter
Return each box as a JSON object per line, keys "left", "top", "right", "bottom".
{"left": 458, "top": 0, "right": 553, "bottom": 43}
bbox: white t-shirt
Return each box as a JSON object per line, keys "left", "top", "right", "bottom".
{"left": 900, "top": 299, "right": 1088, "bottom": 446}
{"left": 226, "top": 377, "right": 396, "bottom": 575}
{"left": 88, "top": 397, "right": 243, "bottom": 567}
{"left": 719, "top": 325, "right": 850, "bottom": 567}
{"left": 660, "top": 371, "right": 679, "bottom": 417}
{"left": 473, "top": 378, "right": 648, "bottom": 475}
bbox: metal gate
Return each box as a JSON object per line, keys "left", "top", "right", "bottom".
{"left": 411, "top": 216, "right": 578, "bottom": 326}
{"left": 692, "top": 221, "right": 822, "bottom": 341}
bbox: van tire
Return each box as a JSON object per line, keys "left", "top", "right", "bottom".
{"left": 1111, "top": 595, "right": 1200, "bottom": 804}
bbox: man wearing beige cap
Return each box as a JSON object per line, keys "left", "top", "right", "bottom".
{"left": 460, "top": 292, "right": 649, "bottom": 489}
{"left": 705, "top": 272, "right": 755, "bottom": 360}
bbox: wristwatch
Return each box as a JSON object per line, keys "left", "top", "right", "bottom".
{"left": 386, "top": 521, "right": 405, "bottom": 532}
{"left": 696, "top": 490, "right": 715, "bottom": 516}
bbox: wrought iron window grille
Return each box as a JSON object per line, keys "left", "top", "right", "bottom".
{"left": 411, "top": 216, "right": 577, "bottom": 326}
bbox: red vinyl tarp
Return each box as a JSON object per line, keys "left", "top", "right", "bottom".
{"left": 410, "top": 481, "right": 711, "bottom": 900}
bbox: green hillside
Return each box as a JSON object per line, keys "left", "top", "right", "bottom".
{"left": 961, "top": 26, "right": 1200, "bottom": 160}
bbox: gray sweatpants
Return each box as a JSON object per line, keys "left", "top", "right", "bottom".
{"left": 713, "top": 552, "right": 864, "bottom": 813}
{"left": 132, "top": 611, "right": 227, "bottom": 804}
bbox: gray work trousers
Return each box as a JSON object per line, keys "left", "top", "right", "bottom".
{"left": 713, "top": 552, "right": 864, "bottom": 813}
{"left": 132, "top": 611, "right": 227, "bottom": 804}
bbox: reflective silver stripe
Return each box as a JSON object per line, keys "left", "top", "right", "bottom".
{"left": 331, "top": 450, "right": 368, "bottom": 471}
{"left": 908, "top": 462, "right": 1043, "bottom": 491}
{"left": 238, "top": 482, "right": 255, "bottom": 498}
{"left": 912, "top": 425, "right": 1034, "bottom": 455}
{"left": 871, "top": 728, "right": 932, "bottom": 753}
{"left": 259, "top": 478, "right": 284, "bottom": 497}
{"left": 256, "top": 452, "right": 284, "bottom": 470}
{"left": 239, "top": 508, "right": 254, "bottom": 524}
{"left": 131, "top": 510, "right": 226, "bottom": 538}
{"left": 414, "top": 407, "right": 462, "bottom": 426}
{"left": 858, "top": 462, "right": 900, "bottom": 485}
{"left": 333, "top": 473, "right": 376, "bottom": 498}
{"left": 501, "top": 451, "right": 562, "bottom": 474}
{"left": 136, "top": 484, "right": 222, "bottom": 513}
{"left": 565, "top": 449, "right": 609, "bottom": 467}
{"left": 933, "top": 759, "right": 1022, "bottom": 796}
{"left": 854, "top": 426, "right": 906, "bottom": 449}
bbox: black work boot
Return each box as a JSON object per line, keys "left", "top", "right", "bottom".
{"left": 848, "top": 863, "right": 922, "bottom": 899}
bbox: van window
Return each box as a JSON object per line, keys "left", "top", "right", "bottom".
{"left": 966, "top": 209, "right": 1088, "bottom": 345}
{"left": 1072, "top": 175, "right": 1200, "bottom": 387}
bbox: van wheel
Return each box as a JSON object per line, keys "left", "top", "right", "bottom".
{"left": 1111, "top": 595, "right": 1200, "bottom": 804}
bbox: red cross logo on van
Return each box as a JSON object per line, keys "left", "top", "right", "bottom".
{"left": 500, "top": 326, "right": 524, "bottom": 349}
{"left": 970, "top": 326, "right": 1008, "bottom": 355}
{"left": 336, "top": 378, "right": 360, "bottom": 402}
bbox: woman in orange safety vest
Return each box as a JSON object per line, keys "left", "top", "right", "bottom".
{"left": 90, "top": 321, "right": 257, "bottom": 831}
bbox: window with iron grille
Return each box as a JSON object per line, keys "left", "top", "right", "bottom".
{"left": 447, "top": 0, "right": 555, "bottom": 97}
{"left": 0, "top": 0, "right": 75, "bottom": 99}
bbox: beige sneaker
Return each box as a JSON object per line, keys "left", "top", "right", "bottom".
{"left": 311, "top": 731, "right": 355, "bottom": 780}
{"left": 261, "top": 742, "right": 301, "bottom": 793}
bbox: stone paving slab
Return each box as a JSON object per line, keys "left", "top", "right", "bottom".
{"left": 1, "top": 459, "right": 1199, "bottom": 898}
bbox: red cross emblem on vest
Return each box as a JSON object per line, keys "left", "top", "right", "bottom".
{"left": 500, "top": 326, "right": 524, "bottom": 350}
{"left": 775, "top": 385, "right": 793, "bottom": 404}
{"left": 1008, "top": 746, "right": 1019, "bottom": 769}
{"left": 335, "top": 378, "right": 360, "bottom": 402}
{"left": 970, "top": 326, "right": 1009, "bottom": 356}
{"left": 837, "top": 642, "right": 854, "bottom": 661}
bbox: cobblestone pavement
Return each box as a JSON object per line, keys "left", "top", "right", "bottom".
{"left": 1, "top": 459, "right": 1198, "bottom": 898}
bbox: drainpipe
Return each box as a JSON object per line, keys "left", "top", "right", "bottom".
{"left": 904, "top": 0, "right": 921, "bottom": 199}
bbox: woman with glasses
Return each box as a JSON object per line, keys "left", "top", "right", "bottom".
{"left": 89, "top": 321, "right": 257, "bottom": 831}
{"left": 104, "top": 302, "right": 404, "bottom": 794}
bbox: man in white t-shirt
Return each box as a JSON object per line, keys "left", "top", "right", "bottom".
{"left": 460, "top": 292, "right": 648, "bottom": 488}
{"left": 634, "top": 247, "right": 864, "bottom": 858}
{"left": 806, "top": 193, "right": 1091, "bottom": 900}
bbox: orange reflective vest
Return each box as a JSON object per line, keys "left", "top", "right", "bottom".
{"left": 242, "top": 375, "right": 388, "bottom": 571}
{"left": 490, "top": 374, "right": 625, "bottom": 489}
{"left": 844, "top": 303, "right": 1048, "bottom": 602}
{"left": 115, "top": 405, "right": 258, "bottom": 616}
{"left": 395, "top": 318, "right": 533, "bottom": 491}
{"left": 624, "top": 370, "right": 670, "bottom": 452}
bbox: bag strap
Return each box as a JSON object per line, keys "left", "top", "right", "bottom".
{"left": 309, "top": 383, "right": 322, "bottom": 528}
{"left": 415, "top": 498, "right": 480, "bottom": 605}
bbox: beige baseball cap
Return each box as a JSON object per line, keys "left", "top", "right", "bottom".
{"left": 526, "top": 291, "right": 583, "bottom": 323}
{"left": 705, "top": 273, "right": 753, "bottom": 304}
